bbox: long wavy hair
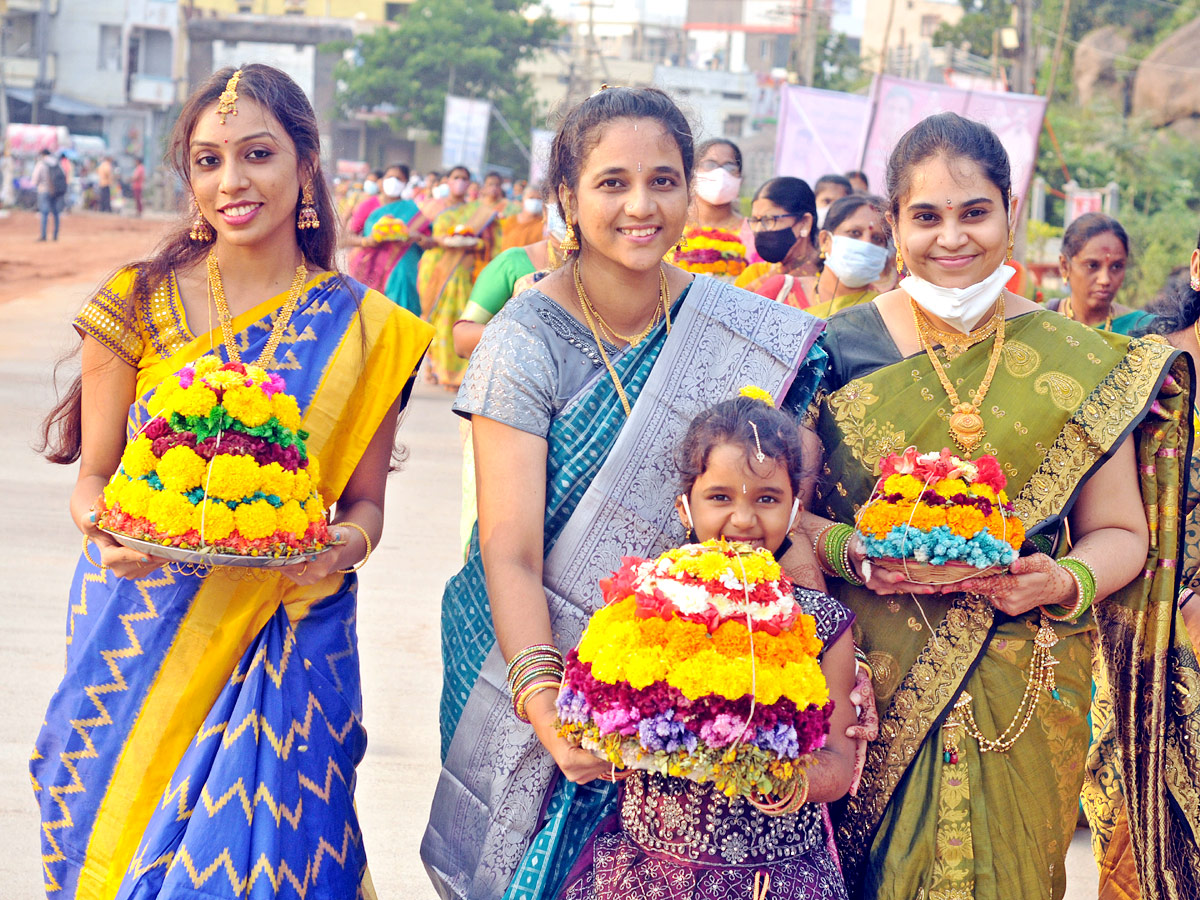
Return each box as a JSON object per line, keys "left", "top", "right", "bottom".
{"left": 39, "top": 64, "right": 341, "bottom": 464}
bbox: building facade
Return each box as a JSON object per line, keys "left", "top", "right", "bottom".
{"left": 860, "top": 0, "right": 961, "bottom": 80}
{"left": 187, "top": 0, "right": 408, "bottom": 20}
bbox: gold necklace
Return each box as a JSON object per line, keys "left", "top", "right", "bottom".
{"left": 1061, "top": 295, "right": 1112, "bottom": 331}
{"left": 208, "top": 250, "right": 307, "bottom": 369}
{"left": 572, "top": 260, "right": 672, "bottom": 416}
{"left": 574, "top": 264, "right": 668, "bottom": 347}
{"left": 912, "top": 296, "right": 1006, "bottom": 455}
{"left": 913, "top": 304, "right": 1002, "bottom": 361}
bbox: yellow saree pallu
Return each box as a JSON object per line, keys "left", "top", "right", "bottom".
{"left": 813, "top": 307, "right": 1199, "bottom": 899}
{"left": 33, "top": 268, "right": 432, "bottom": 899}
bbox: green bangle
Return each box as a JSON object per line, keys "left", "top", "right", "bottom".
{"left": 1045, "top": 557, "right": 1097, "bottom": 621}
{"left": 823, "top": 524, "right": 864, "bottom": 587}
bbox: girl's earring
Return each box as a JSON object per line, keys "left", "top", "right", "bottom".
{"left": 188, "top": 197, "right": 213, "bottom": 242}
{"left": 561, "top": 219, "right": 579, "bottom": 253}
{"left": 1006, "top": 230, "right": 1015, "bottom": 261}
{"left": 1191, "top": 276, "right": 1200, "bottom": 291}
{"left": 675, "top": 233, "right": 689, "bottom": 254}
{"left": 895, "top": 246, "right": 904, "bottom": 276}
{"left": 679, "top": 494, "right": 694, "bottom": 542}
{"left": 297, "top": 180, "right": 320, "bottom": 230}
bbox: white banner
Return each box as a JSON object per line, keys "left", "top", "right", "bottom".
{"left": 774, "top": 86, "right": 870, "bottom": 185}
{"left": 529, "top": 128, "right": 554, "bottom": 186}
{"left": 441, "top": 96, "right": 492, "bottom": 177}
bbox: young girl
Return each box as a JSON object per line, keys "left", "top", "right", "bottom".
{"left": 559, "top": 392, "right": 858, "bottom": 900}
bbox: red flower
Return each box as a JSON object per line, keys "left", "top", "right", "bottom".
{"left": 598, "top": 557, "right": 645, "bottom": 605}
{"left": 973, "top": 455, "right": 1007, "bottom": 493}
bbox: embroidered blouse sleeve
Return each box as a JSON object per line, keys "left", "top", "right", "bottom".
{"left": 453, "top": 299, "right": 557, "bottom": 438}
{"left": 72, "top": 267, "right": 144, "bottom": 367}
{"left": 793, "top": 587, "right": 855, "bottom": 655}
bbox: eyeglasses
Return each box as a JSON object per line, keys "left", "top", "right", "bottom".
{"left": 746, "top": 214, "right": 797, "bottom": 231}
{"left": 697, "top": 159, "right": 741, "bottom": 175}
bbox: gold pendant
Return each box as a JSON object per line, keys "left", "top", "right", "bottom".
{"left": 949, "top": 403, "right": 985, "bottom": 453}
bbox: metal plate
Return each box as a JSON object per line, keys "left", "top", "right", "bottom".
{"left": 102, "top": 529, "right": 333, "bottom": 569}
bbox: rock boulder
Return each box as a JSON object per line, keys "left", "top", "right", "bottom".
{"left": 1074, "top": 26, "right": 1131, "bottom": 110}
{"left": 1133, "top": 16, "right": 1200, "bottom": 127}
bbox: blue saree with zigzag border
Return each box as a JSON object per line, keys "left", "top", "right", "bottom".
{"left": 425, "top": 275, "right": 827, "bottom": 900}
{"left": 32, "top": 271, "right": 432, "bottom": 899}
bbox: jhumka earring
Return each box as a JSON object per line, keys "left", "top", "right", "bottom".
{"left": 561, "top": 219, "right": 579, "bottom": 253}
{"left": 297, "top": 180, "right": 320, "bottom": 230}
{"left": 895, "top": 246, "right": 905, "bottom": 276}
{"left": 1007, "top": 230, "right": 1015, "bottom": 261}
{"left": 674, "top": 233, "right": 689, "bottom": 253}
{"left": 1191, "top": 275, "right": 1200, "bottom": 291}
{"left": 188, "top": 198, "right": 214, "bottom": 242}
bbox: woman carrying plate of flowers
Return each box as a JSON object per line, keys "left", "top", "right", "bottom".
{"left": 800, "top": 112, "right": 1199, "bottom": 898}
{"left": 32, "top": 64, "right": 432, "bottom": 898}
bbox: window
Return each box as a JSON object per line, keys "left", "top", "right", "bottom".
{"left": 760, "top": 39, "right": 770, "bottom": 60}
{"left": 141, "top": 28, "right": 172, "bottom": 78}
{"left": 723, "top": 114, "right": 745, "bottom": 136}
{"left": 385, "top": 2, "right": 411, "bottom": 20}
{"left": 920, "top": 15, "right": 939, "bottom": 38}
{"left": 98, "top": 24, "right": 122, "bottom": 72}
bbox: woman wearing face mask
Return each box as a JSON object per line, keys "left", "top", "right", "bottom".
{"left": 735, "top": 176, "right": 821, "bottom": 307}
{"left": 797, "top": 112, "right": 1197, "bottom": 899}
{"left": 419, "top": 170, "right": 519, "bottom": 388}
{"left": 807, "top": 193, "right": 889, "bottom": 318}
{"left": 498, "top": 182, "right": 548, "bottom": 252}
{"left": 1050, "top": 212, "right": 1150, "bottom": 334}
{"left": 344, "top": 168, "right": 384, "bottom": 235}
{"left": 670, "top": 139, "right": 750, "bottom": 281}
{"left": 347, "top": 163, "right": 432, "bottom": 316}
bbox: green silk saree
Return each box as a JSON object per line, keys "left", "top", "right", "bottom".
{"left": 813, "top": 306, "right": 1199, "bottom": 900}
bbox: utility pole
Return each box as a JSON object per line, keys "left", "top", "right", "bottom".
{"left": 0, "top": 0, "right": 10, "bottom": 144}
{"left": 1017, "top": 0, "right": 1034, "bottom": 93}
{"left": 32, "top": 0, "right": 49, "bottom": 124}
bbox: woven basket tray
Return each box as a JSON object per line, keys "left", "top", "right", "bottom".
{"left": 872, "top": 557, "right": 1005, "bottom": 585}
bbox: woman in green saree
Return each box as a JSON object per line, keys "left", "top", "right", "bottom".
{"left": 801, "top": 113, "right": 1199, "bottom": 899}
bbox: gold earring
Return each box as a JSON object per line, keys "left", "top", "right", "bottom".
{"left": 561, "top": 219, "right": 579, "bottom": 252}
{"left": 1006, "top": 231, "right": 1015, "bottom": 261}
{"left": 188, "top": 198, "right": 213, "bottom": 242}
{"left": 297, "top": 180, "right": 320, "bottom": 230}
{"left": 675, "top": 233, "right": 689, "bottom": 253}
{"left": 895, "top": 246, "right": 904, "bottom": 275}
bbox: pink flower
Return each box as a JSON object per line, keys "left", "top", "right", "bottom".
{"left": 177, "top": 368, "right": 195, "bottom": 389}
{"left": 262, "top": 374, "right": 287, "bottom": 396}
{"left": 599, "top": 557, "right": 645, "bottom": 605}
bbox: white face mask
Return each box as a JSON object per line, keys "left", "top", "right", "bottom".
{"left": 431, "top": 183, "right": 451, "bottom": 200}
{"left": 381, "top": 176, "right": 404, "bottom": 198}
{"left": 362, "top": 180, "right": 379, "bottom": 196}
{"left": 694, "top": 168, "right": 742, "bottom": 206}
{"left": 523, "top": 197, "right": 544, "bottom": 216}
{"left": 902, "top": 263, "right": 1016, "bottom": 333}
{"left": 825, "top": 235, "right": 889, "bottom": 288}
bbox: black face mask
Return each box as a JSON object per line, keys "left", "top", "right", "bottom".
{"left": 754, "top": 227, "right": 798, "bottom": 264}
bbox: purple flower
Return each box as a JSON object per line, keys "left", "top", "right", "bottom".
{"left": 638, "top": 711, "right": 697, "bottom": 754}
{"left": 752, "top": 722, "right": 800, "bottom": 757}
{"left": 555, "top": 687, "right": 591, "bottom": 725}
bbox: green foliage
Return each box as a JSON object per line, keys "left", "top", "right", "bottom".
{"left": 332, "top": 0, "right": 561, "bottom": 172}
{"left": 1035, "top": 103, "right": 1200, "bottom": 305}
{"left": 812, "top": 25, "right": 869, "bottom": 94}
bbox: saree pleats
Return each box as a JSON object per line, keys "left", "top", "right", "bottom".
{"left": 32, "top": 275, "right": 433, "bottom": 899}
{"left": 815, "top": 311, "right": 1196, "bottom": 899}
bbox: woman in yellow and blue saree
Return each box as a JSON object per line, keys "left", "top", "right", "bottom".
{"left": 31, "top": 65, "right": 432, "bottom": 900}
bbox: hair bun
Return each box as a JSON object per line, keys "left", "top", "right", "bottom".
{"left": 739, "top": 385, "right": 775, "bottom": 407}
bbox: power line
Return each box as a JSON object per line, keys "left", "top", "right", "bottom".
{"left": 1033, "top": 22, "right": 1200, "bottom": 74}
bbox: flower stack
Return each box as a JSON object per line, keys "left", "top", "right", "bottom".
{"left": 671, "top": 226, "right": 748, "bottom": 279}
{"left": 855, "top": 448, "right": 1025, "bottom": 580}
{"left": 370, "top": 215, "right": 410, "bottom": 242}
{"left": 97, "top": 357, "right": 330, "bottom": 557}
{"left": 557, "top": 540, "right": 832, "bottom": 800}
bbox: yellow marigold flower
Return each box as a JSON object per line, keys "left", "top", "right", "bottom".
{"left": 908, "top": 505, "right": 947, "bottom": 532}
{"left": 102, "top": 474, "right": 132, "bottom": 510}
{"left": 933, "top": 478, "right": 969, "bottom": 499}
{"left": 258, "top": 462, "right": 295, "bottom": 500}
{"left": 119, "top": 478, "right": 156, "bottom": 519}
{"left": 205, "top": 369, "right": 249, "bottom": 391}
{"left": 206, "top": 453, "right": 261, "bottom": 501}
{"left": 739, "top": 385, "right": 775, "bottom": 407}
{"left": 754, "top": 669, "right": 783, "bottom": 704}
{"left": 946, "top": 505, "right": 986, "bottom": 538}
{"left": 970, "top": 483, "right": 997, "bottom": 503}
{"left": 712, "top": 621, "right": 751, "bottom": 657}
{"left": 279, "top": 500, "right": 308, "bottom": 538}
{"left": 148, "top": 379, "right": 178, "bottom": 417}
{"left": 997, "top": 490, "right": 1009, "bottom": 505}
{"left": 234, "top": 498, "right": 278, "bottom": 541}
{"left": 198, "top": 500, "right": 235, "bottom": 543}
{"left": 304, "top": 495, "right": 325, "bottom": 523}
{"left": 883, "top": 474, "right": 923, "bottom": 501}
{"left": 306, "top": 456, "right": 321, "bottom": 488}
{"left": 272, "top": 393, "right": 303, "bottom": 431}
{"left": 147, "top": 491, "right": 197, "bottom": 537}
{"left": 222, "top": 384, "right": 273, "bottom": 427}
{"left": 624, "top": 648, "right": 666, "bottom": 689}
{"left": 664, "top": 624, "right": 708, "bottom": 659}
{"left": 781, "top": 657, "right": 829, "bottom": 706}
{"left": 173, "top": 384, "right": 219, "bottom": 419}
{"left": 156, "top": 445, "right": 208, "bottom": 493}
{"left": 122, "top": 435, "right": 159, "bottom": 479}
{"left": 986, "top": 511, "right": 1025, "bottom": 547}
{"left": 194, "top": 356, "right": 223, "bottom": 375}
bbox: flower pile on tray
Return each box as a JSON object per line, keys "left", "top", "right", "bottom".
{"left": 856, "top": 448, "right": 1025, "bottom": 572}
{"left": 97, "top": 357, "right": 330, "bottom": 557}
{"left": 557, "top": 540, "right": 831, "bottom": 799}
{"left": 671, "top": 226, "right": 748, "bottom": 278}
{"left": 370, "top": 215, "right": 410, "bottom": 242}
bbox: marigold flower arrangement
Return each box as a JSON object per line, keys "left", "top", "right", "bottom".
{"left": 96, "top": 357, "right": 330, "bottom": 557}
{"left": 855, "top": 448, "right": 1025, "bottom": 579}
{"left": 557, "top": 540, "right": 832, "bottom": 801}
{"left": 670, "top": 226, "right": 748, "bottom": 278}
{"left": 370, "top": 214, "right": 410, "bottom": 242}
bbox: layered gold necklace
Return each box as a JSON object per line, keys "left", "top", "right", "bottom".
{"left": 572, "top": 259, "right": 671, "bottom": 415}
{"left": 207, "top": 249, "right": 307, "bottom": 369}
{"left": 1061, "top": 295, "right": 1112, "bottom": 331}
{"left": 911, "top": 297, "right": 1006, "bottom": 455}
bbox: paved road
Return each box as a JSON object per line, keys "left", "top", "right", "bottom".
{"left": 0, "top": 273, "right": 1098, "bottom": 897}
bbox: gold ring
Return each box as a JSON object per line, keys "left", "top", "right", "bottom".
{"left": 299, "top": 562, "right": 309, "bottom": 576}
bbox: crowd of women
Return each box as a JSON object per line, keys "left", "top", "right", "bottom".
{"left": 28, "top": 62, "right": 1200, "bottom": 900}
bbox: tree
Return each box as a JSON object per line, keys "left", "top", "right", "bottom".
{"left": 332, "top": 0, "right": 561, "bottom": 173}
{"left": 812, "top": 25, "right": 869, "bottom": 94}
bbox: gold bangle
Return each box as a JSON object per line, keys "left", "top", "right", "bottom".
{"left": 335, "top": 521, "right": 373, "bottom": 573}
{"left": 82, "top": 534, "right": 104, "bottom": 570}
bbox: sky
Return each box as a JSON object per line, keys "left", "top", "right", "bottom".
{"left": 538, "top": 1, "right": 868, "bottom": 39}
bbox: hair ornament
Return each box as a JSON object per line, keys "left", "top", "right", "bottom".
{"left": 589, "top": 84, "right": 613, "bottom": 99}
{"left": 216, "top": 70, "right": 242, "bottom": 124}
{"left": 739, "top": 385, "right": 775, "bottom": 407}
{"left": 748, "top": 420, "right": 766, "bottom": 464}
